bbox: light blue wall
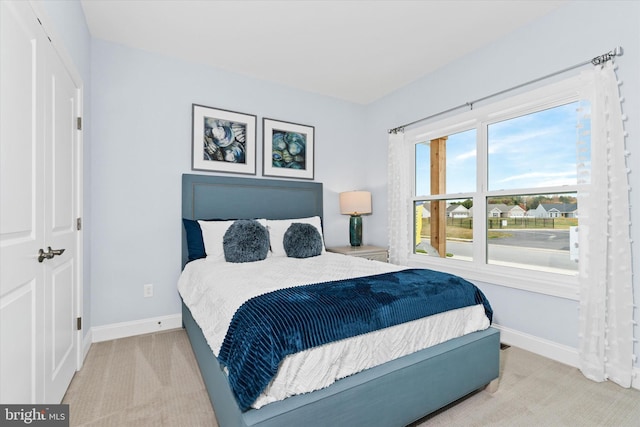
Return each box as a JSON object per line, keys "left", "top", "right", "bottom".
{"left": 89, "top": 39, "right": 368, "bottom": 326}
{"left": 38, "top": 0, "right": 93, "bottom": 339}
{"left": 366, "top": 0, "right": 639, "bottom": 357}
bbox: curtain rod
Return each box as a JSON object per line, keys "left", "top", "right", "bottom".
{"left": 388, "top": 46, "right": 623, "bottom": 134}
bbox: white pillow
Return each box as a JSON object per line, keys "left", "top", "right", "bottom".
{"left": 198, "top": 219, "right": 267, "bottom": 260}
{"left": 267, "top": 216, "right": 325, "bottom": 257}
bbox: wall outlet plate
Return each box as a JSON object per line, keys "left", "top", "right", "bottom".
{"left": 143, "top": 283, "right": 153, "bottom": 298}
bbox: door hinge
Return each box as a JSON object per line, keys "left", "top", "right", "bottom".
{"left": 76, "top": 317, "right": 82, "bottom": 331}
{"left": 76, "top": 217, "right": 82, "bottom": 231}
{"left": 77, "top": 117, "right": 82, "bottom": 130}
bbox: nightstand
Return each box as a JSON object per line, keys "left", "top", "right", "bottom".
{"left": 326, "top": 245, "right": 389, "bottom": 263}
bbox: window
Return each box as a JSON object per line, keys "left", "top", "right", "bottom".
{"left": 485, "top": 192, "right": 579, "bottom": 274}
{"left": 409, "top": 76, "right": 591, "bottom": 295}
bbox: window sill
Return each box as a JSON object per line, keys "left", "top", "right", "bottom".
{"left": 406, "top": 253, "right": 579, "bottom": 301}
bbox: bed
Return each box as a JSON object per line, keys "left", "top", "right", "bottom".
{"left": 180, "top": 173, "right": 500, "bottom": 427}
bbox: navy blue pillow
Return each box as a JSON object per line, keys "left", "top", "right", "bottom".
{"left": 283, "top": 223, "right": 323, "bottom": 258}
{"left": 183, "top": 218, "right": 206, "bottom": 262}
{"left": 223, "top": 220, "right": 270, "bottom": 263}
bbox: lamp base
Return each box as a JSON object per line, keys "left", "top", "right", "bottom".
{"left": 349, "top": 215, "right": 362, "bottom": 246}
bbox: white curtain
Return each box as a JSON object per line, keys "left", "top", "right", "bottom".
{"left": 577, "top": 61, "right": 634, "bottom": 387}
{"left": 387, "top": 131, "right": 412, "bottom": 265}
{"left": 387, "top": 62, "right": 634, "bottom": 386}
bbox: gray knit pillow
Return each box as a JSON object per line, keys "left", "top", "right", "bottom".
{"left": 223, "top": 220, "right": 269, "bottom": 263}
{"left": 283, "top": 223, "right": 323, "bottom": 258}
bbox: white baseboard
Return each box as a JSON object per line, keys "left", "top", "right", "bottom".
{"left": 493, "top": 323, "right": 580, "bottom": 368}
{"left": 633, "top": 367, "right": 640, "bottom": 391}
{"left": 494, "top": 324, "right": 640, "bottom": 391}
{"left": 82, "top": 329, "right": 93, "bottom": 360}
{"left": 91, "top": 313, "right": 182, "bottom": 343}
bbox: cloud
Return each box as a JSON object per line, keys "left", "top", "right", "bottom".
{"left": 488, "top": 127, "right": 561, "bottom": 154}
{"left": 454, "top": 148, "right": 477, "bottom": 161}
{"left": 496, "top": 170, "right": 577, "bottom": 189}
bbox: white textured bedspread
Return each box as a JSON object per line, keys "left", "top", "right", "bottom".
{"left": 178, "top": 252, "right": 490, "bottom": 409}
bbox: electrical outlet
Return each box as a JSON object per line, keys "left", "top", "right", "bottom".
{"left": 143, "top": 283, "right": 153, "bottom": 298}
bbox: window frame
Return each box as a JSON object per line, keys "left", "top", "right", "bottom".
{"left": 406, "top": 75, "right": 591, "bottom": 300}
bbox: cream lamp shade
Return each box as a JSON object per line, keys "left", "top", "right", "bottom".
{"left": 339, "top": 191, "right": 372, "bottom": 215}
{"left": 339, "top": 191, "right": 371, "bottom": 246}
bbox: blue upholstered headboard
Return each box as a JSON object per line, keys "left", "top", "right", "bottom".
{"left": 182, "top": 174, "right": 323, "bottom": 267}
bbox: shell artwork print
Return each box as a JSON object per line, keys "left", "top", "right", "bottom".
{"left": 272, "top": 130, "right": 306, "bottom": 170}
{"left": 262, "top": 117, "right": 314, "bottom": 179}
{"left": 203, "top": 116, "right": 247, "bottom": 164}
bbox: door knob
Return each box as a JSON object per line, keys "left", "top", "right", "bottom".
{"left": 38, "top": 247, "right": 65, "bottom": 263}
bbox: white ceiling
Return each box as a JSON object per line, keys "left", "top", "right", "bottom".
{"left": 80, "top": 0, "right": 566, "bottom": 104}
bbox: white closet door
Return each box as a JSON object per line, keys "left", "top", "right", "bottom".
{"left": 0, "top": 0, "right": 80, "bottom": 404}
{"left": 42, "top": 37, "right": 79, "bottom": 404}
{"left": 0, "top": 0, "right": 47, "bottom": 404}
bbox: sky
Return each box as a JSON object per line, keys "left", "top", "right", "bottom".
{"left": 415, "top": 100, "right": 591, "bottom": 197}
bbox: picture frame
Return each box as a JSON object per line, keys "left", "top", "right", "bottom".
{"left": 192, "top": 104, "right": 257, "bottom": 175}
{"left": 263, "top": 118, "right": 315, "bottom": 180}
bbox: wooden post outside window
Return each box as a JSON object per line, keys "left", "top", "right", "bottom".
{"left": 430, "top": 137, "right": 447, "bottom": 257}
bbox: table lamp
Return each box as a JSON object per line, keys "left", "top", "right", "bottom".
{"left": 339, "top": 191, "right": 372, "bottom": 246}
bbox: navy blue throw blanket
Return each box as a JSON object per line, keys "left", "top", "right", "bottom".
{"left": 218, "top": 268, "right": 493, "bottom": 410}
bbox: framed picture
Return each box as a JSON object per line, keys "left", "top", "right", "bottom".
{"left": 192, "top": 104, "right": 257, "bottom": 175}
{"left": 263, "top": 118, "right": 315, "bottom": 180}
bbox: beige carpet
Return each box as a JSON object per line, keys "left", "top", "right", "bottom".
{"left": 63, "top": 329, "right": 216, "bottom": 426}
{"left": 416, "top": 344, "right": 640, "bottom": 426}
{"left": 63, "top": 329, "right": 640, "bottom": 426}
